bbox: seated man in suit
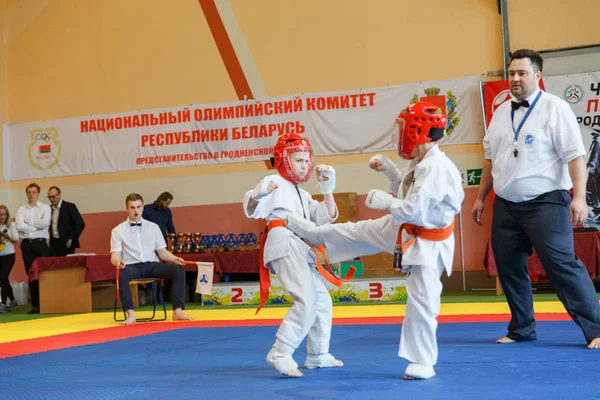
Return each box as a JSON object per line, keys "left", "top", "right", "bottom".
{"left": 47, "top": 186, "right": 86, "bottom": 256}
{"left": 110, "top": 193, "right": 194, "bottom": 325}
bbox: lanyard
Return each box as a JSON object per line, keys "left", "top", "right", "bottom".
{"left": 511, "top": 91, "right": 542, "bottom": 142}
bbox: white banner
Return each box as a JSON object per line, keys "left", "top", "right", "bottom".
{"left": 542, "top": 72, "right": 600, "bottom": 227}
{"left": 3, "top": 75, "right": 484, "bottom": 181}
{"left": 542, "top": 72, "right": 600, "bottom": 157}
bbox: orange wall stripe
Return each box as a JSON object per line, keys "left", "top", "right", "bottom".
{"left": 198, "top": 0, "right": 254, "bottom": 101}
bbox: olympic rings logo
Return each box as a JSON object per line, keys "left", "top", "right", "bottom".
{"left": 35, "top": 132, "right": 53, "bottom": 142}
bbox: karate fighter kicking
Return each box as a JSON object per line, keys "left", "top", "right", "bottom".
{"left": 286, "top": 101, "right": 465, "bottom": 379}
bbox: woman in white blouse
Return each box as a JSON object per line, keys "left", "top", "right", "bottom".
{"left": 0, "top": 205, "right": 19, "bottom": 312}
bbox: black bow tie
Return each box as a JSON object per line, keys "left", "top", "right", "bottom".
{"left": 130, "top": 222, "right": 141, "bottom": 227}
{"left": 511, "top": 100, "right": 530, "bottom": 111}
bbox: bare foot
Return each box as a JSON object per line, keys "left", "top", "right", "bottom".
{"left": 123, "top": 310, "right": 136, "bottom": 326}
{"left": 403, "top": 375, "right": 416, "bottom": 380}
{"left": 172, "top": 308, "right": 194, "bottom": 321}
{"left": 587, "top": 337, "right": 600, "bottom": 349}
{"left": 496, "top": 336, "right": 516, "bottom": 344}
{"left": 282, "top": 369, "right": 303, "bottom": 378}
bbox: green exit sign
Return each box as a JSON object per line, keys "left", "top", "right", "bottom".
{"left": 466, "top": 168, "right": 482, "bottom": 187}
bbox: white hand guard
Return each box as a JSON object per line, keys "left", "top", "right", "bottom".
{"left": 317, "top": 165, "right": 336, "bottom": 195}
{"left": 365, "top": 189, "right": 393, "bottom": 211}
{"left": 369, "top": 154, "right": 401, "bottom": 182}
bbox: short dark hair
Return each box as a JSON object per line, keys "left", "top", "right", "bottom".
{"left": 125, "top": 193, "right": 144, "bottom": 206}
{"left": 510, "top": 49, "right": 544, "bottom": 73}
{"left": 48, "top": 186, "right": 61, "bottom": 194}
{"left": 26, "top": 183, "right": 40, "bottom": 193}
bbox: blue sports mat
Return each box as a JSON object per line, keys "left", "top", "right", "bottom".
{"left": 1, "top": 321, "right": 599, "bottom": 400}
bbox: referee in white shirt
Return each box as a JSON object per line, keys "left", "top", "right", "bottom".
{"left": 472, "top": 49, "right": 600, "bottom": 349}
{"left": 110, "top": 193, "right": 194, "bottom": 325}
{"left": 15, "top": 183, "right": 52, "bottom": 314}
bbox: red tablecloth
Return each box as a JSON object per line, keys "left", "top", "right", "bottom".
{"left": 29, "top": 255, "right": 115, "bottom": 283}
{"left": 215, "top": 250, "right": 260, "bottom": 274}
{"left": 28, "top": 250, "right": 260, "bottom": 283}
{"left": 484, "top": 231, "right": 600, "bottom": 281}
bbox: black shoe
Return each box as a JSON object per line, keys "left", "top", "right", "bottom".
{"left": 27, "top": 307, "right": 39, "bottom": 314}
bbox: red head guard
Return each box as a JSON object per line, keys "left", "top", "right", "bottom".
{"left": 273, "top": 133, "right": 313, "bottom": 184}
{"left": 392, "top": 101, "right": 447, "bottom": 160}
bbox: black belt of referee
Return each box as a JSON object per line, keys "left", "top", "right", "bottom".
{"left": 25, "top": 238, "right": 46, "bottom": 243}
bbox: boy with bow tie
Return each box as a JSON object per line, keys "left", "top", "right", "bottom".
{"left": 110, "top": 193, "right": 193, "bottom": 325}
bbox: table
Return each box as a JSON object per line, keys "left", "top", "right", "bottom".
{"left": 483, "top": 231, "right": 600, "bottom": 295}
{"left": 29, "top": 250, "right": 260, "bottom": 313}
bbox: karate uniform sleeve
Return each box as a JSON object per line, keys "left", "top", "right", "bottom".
{"left": 307, "top": 196, "right": 338, "bottom": 225}
{"left": 391, "top": 165, "right": 410, "bottom": 196}
{"left": 243, "top": 176, "right": 271, "bottom": 219}
{"left": 388, "top": 165, "right": 440, "bottom": 226}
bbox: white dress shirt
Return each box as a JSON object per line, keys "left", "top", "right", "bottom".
{"left": 484, "top": 89, "right": 586, "bottom": 202}
{"left": 110, "top": 218, "right": 167, "bottom": 265}
{"left": 51, "top": 199, "right": 63, "bottom": 239}
{"left": 0, "top": 223, "right": 19, "bottom": 256}
{"left": 15, "top": 202, "right": 52, "bottom": 239}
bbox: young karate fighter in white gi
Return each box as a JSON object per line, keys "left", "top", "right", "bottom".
{"left": 243, "top": 132, "right": 342, "bottom": 378}
{"left": 286, "top": 101, "right": 464, "bottom": 380}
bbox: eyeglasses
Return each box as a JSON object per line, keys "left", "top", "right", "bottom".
{"left": 47, "top": 195, "right": 58, "bottom": 199}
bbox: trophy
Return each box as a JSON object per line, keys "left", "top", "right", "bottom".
{"left": 215, "top": 234, "right": 225, "bottom": 252}
{"left": 167, "top": 233, "right": 175, "bottom": 252}
{"left": 180, "top": 233, "right": 189, "bottom": 253}
{"left": 246, "top": 232, "right": 258, "bottom": 250}
{"left": 193, "top": 233, "right": 201, "bottom": 252}
{"left": 185, "top": 233, "right": 194, "bottom": 253}
{"left": 176, "top": 233, "right": 185, "bottom": 253}
{"left": 225, "top": 233, "right": 236, "bottom": 251}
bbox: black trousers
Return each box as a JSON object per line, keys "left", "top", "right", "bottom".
{"left": 492, "top": 190, "right": 600, "bottom": 343}
{"left": 50, "top": 238, "right": 75, "bottom": 257}
{"left": 0, "top": 253, "right": 16, "bottom": 304}
{"left": 20, "top": 239, "right": 52, "bottom": 309}
{"left": 118, "top": 261, "right": 185, "bottom": 311}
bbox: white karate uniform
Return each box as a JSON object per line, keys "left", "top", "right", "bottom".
{"left": 243, "top": 174, "right": 338, "bottom": 364}
{"left": 319, "top": 145, "right": 464, "bottom": 366}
